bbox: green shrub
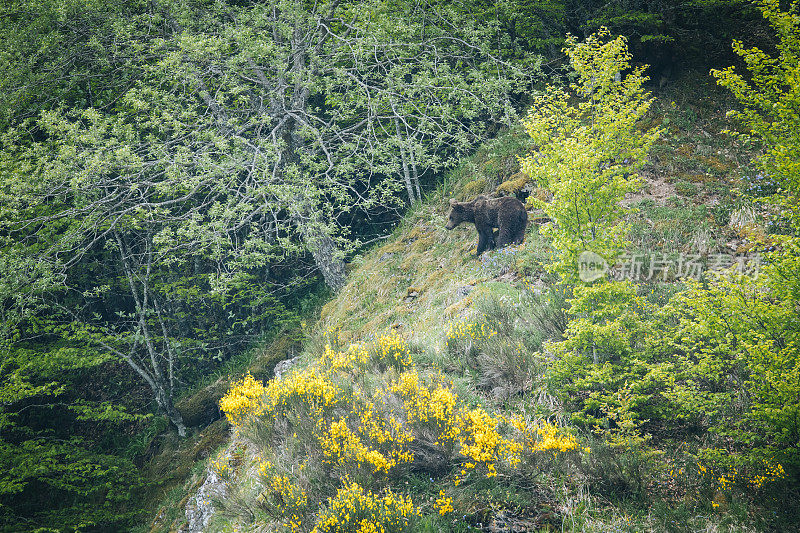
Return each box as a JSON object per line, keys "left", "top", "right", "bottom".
{"left": 519, "top": 28, "right": 661, "bottom": 281}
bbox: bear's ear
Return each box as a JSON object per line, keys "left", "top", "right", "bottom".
{"left": 449, "top": 198, "right": 457, "bottom": 206}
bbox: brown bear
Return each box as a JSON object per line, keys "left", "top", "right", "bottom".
{"left": 445, "top": 195, "right": 528, "bottom": 254}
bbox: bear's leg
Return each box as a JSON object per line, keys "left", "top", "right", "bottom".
{"left": 513, "top": 227, "right": 525, "bottom": 244}
{"left": 489, "top": 229, "right": 498, "bottom": 250}
{"left": 499, "top": 210, "right": 527, "bottom": 247}
{"left": 476, "top": 230, "right": 492, "bottom": 254}
{"left": 495, "top": 225, "right": 514, "bottom": 248}
{"left": 514, "top": 211, "right": 528, "bottom": 244}
{"left": 508, "top": 222, "right": 524, "bottom": 245}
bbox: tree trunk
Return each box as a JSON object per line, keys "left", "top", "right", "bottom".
{"left": 410, "top": 141, "right": 421, "bottom": 201}
{"left": 291, "top": 209, "right": 346, "bottom": 291}
{"left": 307, "top": 231, "right": 346, "bottom": 292}
{"left": 155, "top": 387, "right": 187, "bottom": 437}
{"left": 395, "top": 117, "right": 417, "bottom": 204}
{"left": 114, "top": 231, "right": 188, "bottom": 437}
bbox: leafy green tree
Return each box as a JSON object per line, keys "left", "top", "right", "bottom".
{"left": 0, "top": 0, "right": 150, "bottom": 128}
{"left": 659, "top": 270, "right": 800, "bottom": 467}
{"left": 151, "top": 0, "right": 530, "bottom": 289}
{"left": 712, "top": 0, "right": 800, "bottom": 205}
{"left": 519, "top": 28, "right": 661, "bottom": 281}
{"left": 0, "top": 3, "right": 159, "bottom": 527}
{"left": 549, "top": 1, "right": 800, "bottom": 480}
{"left": 439, "top": 0, "right": 568, "bottom": 55}
{"left": 1, "top": 0, "right": 535, "bottom": 435}
{"left": 660, "top": 0, "right": 800, "bottom": 470}
{"left": 0, "top": 333, "right": 150, "bottom": 529}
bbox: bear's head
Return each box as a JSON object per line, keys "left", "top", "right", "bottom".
{"left": 445, "top": 198, "right": 470, "bottom": 230}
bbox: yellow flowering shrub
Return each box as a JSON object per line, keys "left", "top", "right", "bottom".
{"left": 321, "top": 325, "right": 347, "bottom": 351}
{"left": 269, "top": 475, "right": 308, "bottom": 526}
{"left": 219, "top": 373, "right": 266, "bottom": 426}
{"left": 261, "top": 366, "right": 344, "bottom": 425}
{"left": 518, "top": 417, "right": 589, "bottom": 453}
{"left": 219, "top": 337, "right": 593, "bottom": 528}
{"left": 220, "top": 364, "right": 348, "bottom": 453}
{"left": 445, "top": 321, "right": 498, "bottom": 361}
{"left": 445, "top": 321, "right": 497, "bottom": 351}
{"left": 375, "top": 333, "right": 412, "bottom": 370}
{"left": 458, "top": 407, "right": 522, "bottom": 479}
{"left": 696, "top": 458, "right": 787, "bottom": 498}
{"left": 210, "top": 454, "right": 231, "bottom": 478}
{"left": 311, "top": 482, "right": 416, "bottom": 533}
{"left": 529, "top": 421, "right": 582, "bottom": 454}
{"left": 389, "top": 371, "right": 527, "bottom": 481}
{"left": 256, "top": 459, "right": 311, "bottom": 531}
{"left": 389, "top": 371, "right": 461, "bottom": 448}
{"left": 319, "top": 416, "right": 413, "bottom": 475}
{"left": 320, "top": 342, "right": 370, "bottom": 372}
{"left": 318, "top": 333, "right": 410, "bottom": 373}
{"left": 750, "top": 462, "right": 786, "bottom": 490}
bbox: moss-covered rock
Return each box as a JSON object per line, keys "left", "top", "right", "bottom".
{"left": 496, "top": 172, "right": 532, "bottom": 196}
{"left": 176, "top": 379, "right": 230, "bottom": 428}
{"left": 460, "top": 178, "right": 488, "bottom": 198}
{"left": 247, "top": 334, "right": 302, "bottom": 382}
{"left": 525, "top": 187, "right": 553, "bottom": 209}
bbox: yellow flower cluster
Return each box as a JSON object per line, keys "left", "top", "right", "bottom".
{"left": 433, "top": 490, "right": 454, "bottom": 515}
{"left": 261, "top": 366, "right": 342, "bottom": 422}
{"left": 390, "top": 371, "right": 524, "bottom": 480}
{"left": 522, "top": 277, "right": 539, "bottom": 293}
{"left": 697, "top": 459, "right": 786, "bottom": 494}
{"left": 751, "top": 461, "right": 785, "bottom": 489}
{"left": 319, "top": 417, "right": 413, "bottom": 474}
{"left": 530, "top": 421, "right": 582, "bottom": 453}
{"left": 220, "top": 364, "right": 346, "bottom": 440}
{"left": 271, "top": 474, "right": 308, "bottom": 508}
{"left": 220, "top": 338, "right": 593, "bottom": 527}
{"left": 376, "top": 333, "right": 412, "bottom": 370}
{"left": 311, "top": 482, "right": 416, "bottom": 533}
{"left": 318, "top": 333, "right": 410, "bottom": 372}
{"left": 458, "top": 407, "right": 522, "bottom": 478}
{"left": 210, "top": 456, "right": 229, "bottom": 477}
{"left": 321, "top": 342, "right": 370, "bottom": 372}
{"left": 389, "top": 371, "right": 460, "bottom": 446}
{"left": 445, "top": 321, "right": 498, "bottom": 345}
{"left": 322, "top": 325, "right": 346, "bottom": 350}
{"left": 507, "top": 416, "right": 586, "bottom": 455}
{"left": 717, "top": 473, "right": 734, "bottom": 491}
{"left": 219, "top": 373, "right": 266, "bottom": 426}
{"left": 258, "top": 459, "right": 273, "bottom": 476}
{"left": 256, "top": 460, "right": 310, "bottom": 530}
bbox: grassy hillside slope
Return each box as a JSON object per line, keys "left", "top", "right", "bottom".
{"left": 147, "top": 75, "right": 796, "bottom": 532}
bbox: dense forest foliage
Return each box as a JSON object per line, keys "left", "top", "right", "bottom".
{"left": 1, "top": 0, "right": 796, "bottom": 531}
